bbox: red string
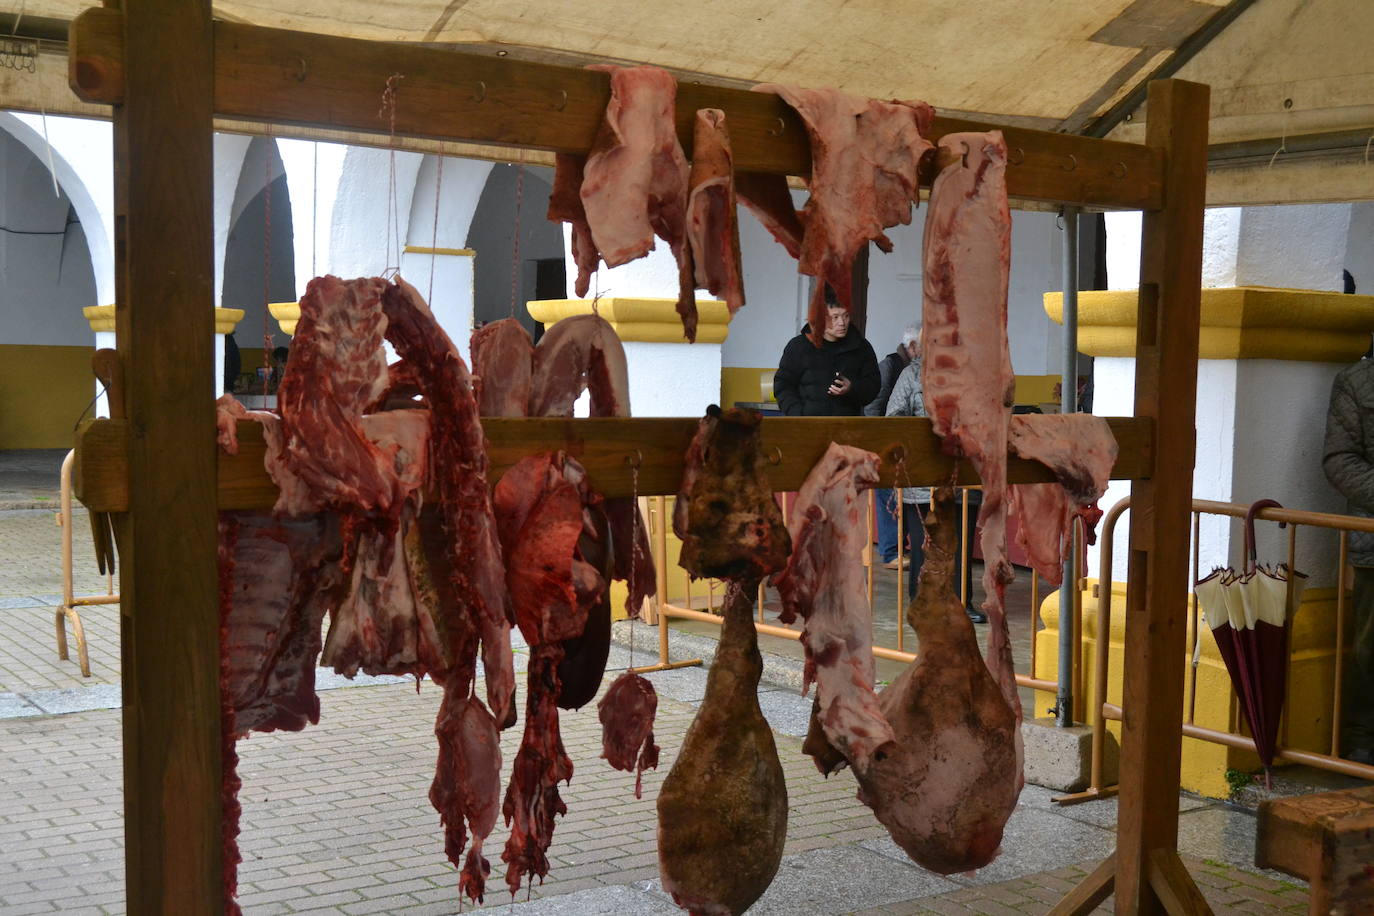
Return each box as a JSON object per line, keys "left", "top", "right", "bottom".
{"left": 428, "top": 152, "right": 443, "bottom": 305}
{"left": 509, "top": 164, "right": 524, "bottom": 318}
{"left": 261, "top": 139, "right": 273, "bottom": 399}
{"left": 379, "top": 74, "right": 405, "bottom": 276}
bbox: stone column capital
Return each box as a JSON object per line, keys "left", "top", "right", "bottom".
{"left": 268, "top": 301, "right": 300, "bottom": 337}
{"left": 82, "top": 305, "right": 246, "bottom": 334}
{"left": 1045, "top": 286, "right": 1374, "bottom": 361}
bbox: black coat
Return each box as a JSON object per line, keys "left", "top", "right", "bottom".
{"left": 773, "top": 325, "right": 881, "bottom": 417}
{"left": 864, "top": 348, "right": 910, "bottom": 417}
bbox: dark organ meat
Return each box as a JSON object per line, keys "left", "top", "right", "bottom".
{"left": 598, "top": 672, "right": 660, "bottom": 798}
{"left": 681, "top": 109, "right": 745, "bottom": 340}
{"left": 1008, "top": 414, "right": 1118, "bottom": 585}
{"left": 470, "top": 318, "right": 534, "bottom": 417}
{"left": 855, "top": 491, "right": 1020, "bottom": 874}
{"left": 773, "top": 444, "right": 894, "bottom": 774}
{"left": 921, "top": 131, "right": 1021, "bottom": 735}
{"left": 750, "top": 85, "right": 933, "bottom": 344}
{"left": 660, "top": 405, "right": 791, "bottom": 915}
{"left": 658, "top": 582, "right": 788, "bottom": 916}
{"left": 673, "top": 405, "right": 790, "bottom": 581}
{"left": 493, "top": 452, "right": 605, "bottom": 894}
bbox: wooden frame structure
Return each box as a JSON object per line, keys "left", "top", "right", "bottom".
{"left": 65, "top": 2, "right": 1209, "bottom": 912}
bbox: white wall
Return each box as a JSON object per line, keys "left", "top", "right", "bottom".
{"left": 720, "top": 191, "right": 811, "bottom": 368}
{"left": 1344, "top": 201, "right": 1374, "bottom": 294}
{"left": 0, "top": 129, "right": 96, "bottom": 347}
{"left": 1236, "top": 204, "right": 1349, "bottom": 291}
{"left": 466, "top": 163, "right": 563, "bottom": 335}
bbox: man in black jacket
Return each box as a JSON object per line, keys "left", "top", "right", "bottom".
{"left": 773, "top": 289, "right": 880, "bottom": 417}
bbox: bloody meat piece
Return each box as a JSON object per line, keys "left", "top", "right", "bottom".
{"left": 657, "top": 581, "right": 787, "bottom": 915}
{"left": 750, "top": 85, "right": 933, "bottom": 345}
{"left": 683, "top": 109, "right": 745, "bottom": 338}
{"left": 470, "top": 318, "right": 534, "bottom": 417}
{"left": 547, "top": 153, "right": 602, "bottom": 298}
{"left": 921, "top": 131, "right": 1020, "bottom": 733}
{"left": 735, "top": 171, "right": 804, "bottom": 260}
{"left": 772, "top": 443, "right": 895, "bottom": 774}
{"left": 855, "top": 489, "right": 1020, "bottom": 874}
{"left": 598, "top": 672, "right": 660, "bottom": 799}
{"left": 1007, "top": 413, "right": 1117, "bottom": 585}
{"left": 673, "top": 405, "right": 790, "bottom": 581}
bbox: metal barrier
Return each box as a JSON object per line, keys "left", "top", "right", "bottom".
{"left": 1055, "top": 496, "right": 1374, "bottom": 806}
{"left": 54, "top": 449, "right": 118, "bottom": 677}
{"left": 631, "top": 490, "right": 1066, "bottom": 701}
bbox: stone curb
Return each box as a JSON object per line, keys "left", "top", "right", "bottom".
{"left": 609, "top": 619, "right": 807, "bottom": 693}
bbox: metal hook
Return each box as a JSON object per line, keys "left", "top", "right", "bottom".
{"left": 295, "top": 58, "right": 308, "bottom": 82}
{"left": 554, "top": 89, "right": 568, "bottom": 112}
{"left": 1061, "top": 153, "right": 1078, "bottom": 172}
{"left": 473, "top": 80, "right": 487, "bottom": 103}
{"left": 889, "top": 444, "right": 907, "bottom": 465}
{"left": 625, "top": 449, "right": 644, "bottom": 470}
{"left": 767, "top": 446, "right": 783, "bottom": 466}
{"left": 767, "top": 117, "right": 786, "bottom": 137}
{"left": 960, "top": 141, "right": 970, "bottom": 168}
{"left": 1008, "top": 146, "right": 1025, "bottom": 166}
{"left": 1111, "top": 161, "right": 1128, "bottom": 179}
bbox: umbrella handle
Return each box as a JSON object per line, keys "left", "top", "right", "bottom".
{"left": 1244, "top": 498, "right": 1285, "bottom": 574}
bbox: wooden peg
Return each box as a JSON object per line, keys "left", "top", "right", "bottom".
{"left": 92, "top": 348, "right": 125, "bottom": 420}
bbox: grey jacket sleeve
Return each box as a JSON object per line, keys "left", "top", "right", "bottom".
{"left": 1324, "top": 370, "right": 1374, "bottom": 512}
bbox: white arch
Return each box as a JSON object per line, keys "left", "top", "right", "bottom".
{"left": 327, "top": 146, "right": 425, "bottom": 278}
{"left": 277, "top": 138, "right": 348, "bottom": 298}
{"left": 214, "top": 134, "right": 253, "bottom": 303}
{"left": 1, "top": 112, "right": 114, "bottom": 306}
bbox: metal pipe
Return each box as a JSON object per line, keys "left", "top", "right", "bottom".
{"left": 896, "top": 489, "right": 905, "bottom": 652}
{"left": 1187, "top": 510, "right": 1201, "bottom": 724}
{"left": 1334, "top": 531, "right": 1348, "bottom": 758}
{"left": 1089, "top": 495, "right": 1131, "bottom": 795}
{"left": 1056, "top": 205, "right": 1079, "bottom": 727}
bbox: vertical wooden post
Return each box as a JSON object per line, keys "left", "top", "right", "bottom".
{"left": 1115, "top": 79, "right": 1210, "bottom": 915}
{"left": 108, "top": 0, "right": 222, "bottom": 911}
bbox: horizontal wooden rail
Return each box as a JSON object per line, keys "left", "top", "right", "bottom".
{"left": 73, "top": 414, "right": 1152, "bottom": 512}
{"left": 68, "top": 9, "right": 1163, "bottom": 210}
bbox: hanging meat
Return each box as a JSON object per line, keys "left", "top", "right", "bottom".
{"left": 854, "top": 488, "right": 1020, "bottom": 874}
{"left": 597, "top": 671, "right": 660, "bottom": 799}
{"left": 1008, "top": 413, "right": 1119, "bottom": 586}
{"left": 470, "top": 318, "right": 534, "bottom": 417}
{"left": 492, "top": 451, "right": 608, "bottom": 894}
{"left": 921, "top": 131, "right": 1021, "bottom": 743}
{"left": 659, "top": 405, "right": 791, "bottom": 915}
{"left": 745, "top": 86, "right": 933, "bottom": 344}
{"left": 772, "top": 443, "right": 894, "bottom": 774}
{"left": 680, "top": 108, "right": 745, "bottom": 341}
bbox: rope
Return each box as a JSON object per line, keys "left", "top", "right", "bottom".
{"left": 429, "top": 151, "right": 443, "bottom": 305}
{"left": 509, "top": 164, "right": 525, "bottom": 318}
{"left": 261, "top": 137, "right": 273, "bottom": 399}
{"left": 311, "top": 141, "right": 318, "bottom": 280}
{"left": 628, "top": 457, "right": 640, "bottom": 670}
{"left": 379, "top": 74, "right": 405, "bottom": 277}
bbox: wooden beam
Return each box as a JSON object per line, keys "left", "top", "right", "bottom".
{"left": 111, "top": 0, "right": 222, "bottom": 912}
{"left": 1048, "top": 853, "right": 1116, "bottom": 916}
{"left": 1148, "top": 849, "right": 1214, "bottom": 916}
{"left": 67, "top": 8, "right": 1163, "bottom": 210}
{"left": 1113, "top": 79, "right": 1210, "bottom": 916}
{"left": 74, "top": 415, "right": 1154, "bottom": 513}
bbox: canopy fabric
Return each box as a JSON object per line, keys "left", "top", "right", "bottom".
{"left": 8, "top": 0, "right": 1374, "bottom": 205}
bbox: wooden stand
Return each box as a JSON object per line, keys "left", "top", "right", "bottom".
{"left": 66, "top": 7, "right": 1209, "bottom": 911}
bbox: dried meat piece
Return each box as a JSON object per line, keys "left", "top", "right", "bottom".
{"left": 598, "top": 672, "right": 659, "bottom": 799}
{"left": 547, "top": 153, "right": 602, "bottom": 298}
{"left": 855, "top": 489, "right": 1020, "bottom": 874}
{"left": 772, "top": 443, "right": 895, "bottom": 773}
{"left": 735, "top": 171, "right": 803, "bottom": 260}
{"left": 752, "top": 85, "right": 933, "bottom": 344}
{"left": 431, "top": 690, "right": 503, "bottom": 903}
{"left": 674, "top": 405, "right": 790, "bottom": 581}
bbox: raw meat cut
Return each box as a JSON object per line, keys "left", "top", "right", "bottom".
{"left": 659, "top": 404, "right": 790, "bottom": 915}
{"left": 547, "top": 153, "right": 601, "bottom": 298}
{"left": 921, "top": 131, "right": 1020, "bottom": 728}
{"left": 682, "top": 108, "right": 745, "bottom": 340}
{"left": 734, "top": 171, "right": 803, "bottom": 260}
{"left": 431, "top": 690, "right": 502, "bottom": 903}
{"left": 493, "top": 452, "right": 602, "bottom": 895}
{"left": 673, "top": 405, "right": 790, "bottom": 581}
{"left": 470, "top": 318, "right": 534, "bottom": 417}
{"left": 773, "top": 443, "right": 895, "bottom": 773}
{"left": 1009, "top": 414, "right": 1118, "bottom": 586}
{"left": 218, "top": 518, "right": 244, "bottom": 916}
{"left": 657, "top": 581, "right": 787, "bottom": 916}
{"left": 751, "top": 85, "right": 933, "bottom": 344}
{"left": 555, "top": 475, "right": 614, "bottom": 711}
{"left": 854, "top": 489, "right": 1020, "bottom": 874}
{"left": 580, "top": 66, "right": 689, "bottom": 272}
{"left": 278, "top": 275, "right": 397, "bottom": 514}
{"left": 598, "top": 672, "right": 660, "bottom": 798}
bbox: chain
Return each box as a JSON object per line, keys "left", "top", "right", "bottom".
{"left": 509, "top": 164, "right": 525, "bottom": 318}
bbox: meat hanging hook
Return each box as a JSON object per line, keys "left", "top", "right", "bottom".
{"left": 472, "top": 80, "right": 487, "bottom": 103}
{"left": 1060, "top": 153, "right": 1078, "bottom": 172}
{"left": 1007, "top": 146, "right": 1025, "bottom": 166}
{"left": 553, "top": 89, "right": 568, "bottom": 111}
{"left": 624, "top": 449, "right": 644, "bottom": 470}
{"left": 767, "top": 117, "right": 786, "bottom": 137}
{"left": 767, "top": 446, "right": 783, "bottom": 466}
{"left": 1111, "top": 161, "right": 1128, "bottom": 179}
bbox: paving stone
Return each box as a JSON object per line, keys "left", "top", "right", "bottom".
{"left": 24, "top": 686, "right": 121, "bottom": 715}
{"left": 313, "top": 670, "right": 411, "bottom": 691}
{"left": 0, "top": 692, "right": 43, "bottom": 718}
{"left": 1174, "top": 807, "right": 1294, "bottom": 881}
{"left": 0, "top": 596, "right": 46, "bottom": 609}
{"left": 863, "top": 806, "right": 1116, "bottom": 887}
{"left": 754, "top": 688, "right": 816, "bottom": 737}
{"left": 638, "top": 665, "right": 708, "bottom": 703}
{"left": 485, "top": 883, "right": 680, "bottom": 914}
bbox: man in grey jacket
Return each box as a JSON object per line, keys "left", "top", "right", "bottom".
{"left": 867, "top": 325, "right": 919, "bottom": 568}
{"left": 1322, "top": 354, "right": 1374, "bottom": 765}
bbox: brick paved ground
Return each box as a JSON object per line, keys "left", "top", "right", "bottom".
{"left": 0, "top": 471, "right": 1317, "bottom": 915}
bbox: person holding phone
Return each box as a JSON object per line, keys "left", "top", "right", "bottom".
{"left": 773, "top": 285, "right": 880, "bottom": 417}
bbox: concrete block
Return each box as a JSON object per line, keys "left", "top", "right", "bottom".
{"left": 1021, "top": 716, "right": 1119, "bottom": 793}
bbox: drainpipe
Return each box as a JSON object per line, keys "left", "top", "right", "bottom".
{"left": 1057, "top": 206, "right": 1079, "bottom": 728}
